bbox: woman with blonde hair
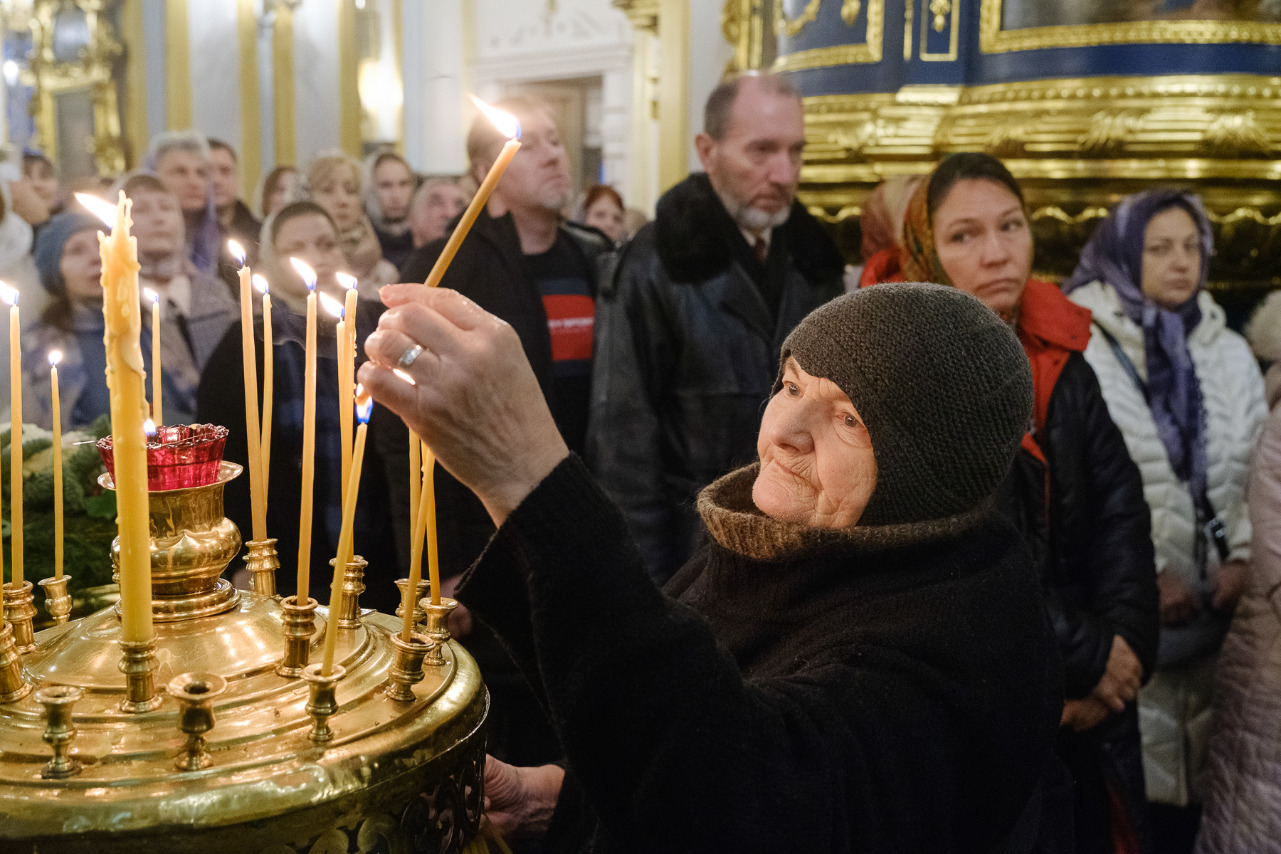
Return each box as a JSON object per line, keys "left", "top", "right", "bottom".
{"left": 291, "top": 151, "right": 397, "bottom": 300}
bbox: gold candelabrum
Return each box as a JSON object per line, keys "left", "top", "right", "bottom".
{"left": 0, "top": 460, "right": 487, "bottom": 853}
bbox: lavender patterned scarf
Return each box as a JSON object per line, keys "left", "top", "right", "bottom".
{"left": 1062, "top": 189, "right": 1213, "bottom": 504}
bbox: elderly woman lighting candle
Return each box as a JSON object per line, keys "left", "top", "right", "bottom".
{"left": 196, "top": 200, "right": 400, "bottom": 609}
{"left": 359, "top": 282, "right": 1061, "bottom": 851}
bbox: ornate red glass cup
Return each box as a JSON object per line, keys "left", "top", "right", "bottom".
{"left": 98, "top": 424, "right": 229, "bottom": 491}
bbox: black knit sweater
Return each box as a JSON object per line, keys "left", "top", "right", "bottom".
{"left": 458, "top": 459, "right": 1062, "bottom": 853}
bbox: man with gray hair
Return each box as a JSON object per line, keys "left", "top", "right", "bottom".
{"left": 146, "top": 129, "right": 220, "bottom": 277}
{"left": 588, "top": 71, "right": 844, "bottom": 582}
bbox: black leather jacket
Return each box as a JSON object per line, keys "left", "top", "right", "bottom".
{"left": 586, "top": 174, "right": 843, "bottom": 581}
{"left": 999, "top": 352, "right": 1159, "bottom": 698}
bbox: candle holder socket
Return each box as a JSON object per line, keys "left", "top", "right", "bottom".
{"left": 244, "top": 539, "right": 280, "bottom": 598}
{"left": 394, "top": 578, "right": 431, "bottom": 633}
{"left": 302, "top": 663, "right": 345, "bottom": 744}
{"left": 118, "top": 638, "right": 163, "bottom": 713}
{"left": 3, "top": 581, "right": 38, "bottom": 654}
{"left": 0, "top": 621, "right": 31, "bottom": 703}
{"left": 276, "top": 596, "right": 318, "bottom": 678}
{"left": 35, "top": 684, "right": 83, "bottom": 779}
{"left": 420, "top": 597, "right": 459, "bottom": 667}
{"left": 385, "top": 633, "right": 432, "bottom": 703}
{"left": 333, "top": 555, "right": 368, "bottom": 628}
{"left": 38, "top": 575, "right": 73, "bottom": 625}
{"left": 167, "top": 672, "right": 227, "bottom": 771}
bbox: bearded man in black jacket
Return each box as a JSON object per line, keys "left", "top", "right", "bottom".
{"left": 587, "top": 72, "right": 844, "bottom": 584}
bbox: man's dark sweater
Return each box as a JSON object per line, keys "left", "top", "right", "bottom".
{"left": 459, "top": 459, "right": 1063, "bottom": 853}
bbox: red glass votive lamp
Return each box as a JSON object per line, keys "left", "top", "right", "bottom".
{"left": 98, "top": 424, "right": 229, "bottom": 490}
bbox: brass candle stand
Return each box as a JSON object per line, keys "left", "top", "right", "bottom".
{"left": 386, "top": 632, "right": 432, "bottom": 702}
{"left": 422, "top": 597, "right": 459, "bottom": 667}
{"left": 38, "top": 575, "right": 73, "bottom": 625}
{"left": 244, "top": 538, "right": 280, "bottom": 597}
{"left": 0, "top": 621, "right": 30, "bottom": 703}
{"left": 302, "top": 663, "right": 345, "bottom": 743}
{"left": 168, "top": 672, "right": 227, "bottom": 771}
{"left": 3, "top": 581, "right": 38, "bottom": 654}
{"left": 277, "top": 595, "right": 319, "bottom": 677}
{"left": 395, "top": 577, "right": 430, "bottom": 632}
{"left": 35, "top": 684, "right": 82, "bottom": 779}
{"left": 335, "top": 556, "right": 368, "bottom": 628}
{"left": 118, "top": 638, "right": 162, "bottom": 713}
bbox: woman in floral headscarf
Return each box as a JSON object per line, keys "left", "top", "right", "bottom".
{"left": 896, "top": 153, "right": 1160, "bottom": 854}
{"left": 1062, "top": 189, "right": 1266, "bottom": 854}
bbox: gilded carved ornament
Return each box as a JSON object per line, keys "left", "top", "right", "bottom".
{"left": 930, "top": 0, "right": 951, "bottom": 32}
{"left": 776, "top": 0, "right": 822, "bottom": 38}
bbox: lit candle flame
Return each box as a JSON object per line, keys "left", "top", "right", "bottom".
{"left": 392, "top": 368, "right": 417, "bottom": 386}
{"left": 48, "top": 350, "right": 62, "bottom": 368}
{"left": 336, "top": 272, "right": 357, "bottom": 292}
{"left": 143, "top": 419, "right": 157, "bottom": 437}
{"left": 228, "top": 239, "right": 247, "bottom": 268}
{"left": 143, "top": 287, "right": 159, "bottom": 305}
{"left": 73, "top": 192, "right": 117, "bottom": 226}
{"left": 319, "top": 291, "right": 344, "bottom": 320}
{"left": 355, "top": 386, "right": 373, "bottom": 423}
{"left": 253, "top": 274, "right": 270, "bottom": 295}
{"left": 290, "top": 257, "right": 317, "bottom": 291}
{"left": 470, "top": 95, "right": 522, "bottom": 141}
{"left": 0, "top": 282, "right": 17, "bottom": 307}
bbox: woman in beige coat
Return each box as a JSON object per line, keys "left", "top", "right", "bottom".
{"left": 1196, "top": 292, "right": 1281, "bottom": 854}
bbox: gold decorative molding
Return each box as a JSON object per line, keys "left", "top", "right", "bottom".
{"left": 842, "top": 0, "right": 861, "bottom": 26}
{"left": 121, "top": 0, "right": 147, "bottom": 168}
{"left": 272, "top": 6, "right": 297, "bottom": 166}
{"left": 236, "top": 0, "right": 261, "bottom": 198}
{"left": 775, "top": 0, "right": 821, "bottom": 38}
{"left": 771, "top": 0, "right": 883, "bottom": 71}
{"left": 980, "top": 0, "right": 1281, "bottom": 53}
{"left": 614, "top": 0, "right": 660, "bottom": 33}
{"left": 26, "top": 0, "right": 125, "bottom": 175}
{"left": 921, "top": 0, "right": 958, "bottom": 60}
{"left": 337, "top": 0, "right": 360, "bottom": 157}
{"left": 903, "top": 0, "right": 912, "bottom": 59}
{"left": 164, "top": 0, "right": 192, "bottom": 129}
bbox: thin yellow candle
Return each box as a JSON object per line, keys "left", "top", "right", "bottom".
{"left": 408, "top": 430, "right": 421, "bottom": 537}
{"left": 400, "top": 444, "right": 439, "bottom": 641}
{"left": 291, "top": 257, "right": 318, "bottom": 604}
{"left": 75, "top": 191, "right": 152, "bottom": 644}
{"left": 322, "top": 390, "right": 372, "bottom": 675}
{"left": 320, "top": 292, "right": 351, "bottom": 501}
{"left": 422, "top": 97, "right": 522, "bottom": 289}
{"left": 143, "top": 288, "right": 162, "bottom": 425}
{"left": 230, "top": 241, "right": 265, "bottom": 542}
{"left": 254, "top": 274, "right": 273, "bottom": 503}
{"left": 2, "top": 285, "right": 20, "bottom": 589}
{"left": 49, "top": 351, "right": 63, "bottom": 579}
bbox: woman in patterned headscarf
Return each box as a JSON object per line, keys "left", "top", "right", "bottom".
{"left": 898, "top": 153, "right": 1160, "bottom": 854}
{"left": 1063, "top": 189, "right": 1266, "bottom": 854}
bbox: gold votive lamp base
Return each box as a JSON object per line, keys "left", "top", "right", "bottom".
{"left": 276, "top": 595, "right": 318, "bottom": 678}
{"left": 0, "top": 622, "right": 30, "bottom": 703}
{"left": 394, "top": 577, "right": 430, "bottom": 632}
{"left": 421, "top": 597, "right": 459, "bottom": 667}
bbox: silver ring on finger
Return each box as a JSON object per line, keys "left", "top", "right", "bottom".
{"left": 396, "top": 344, "right": 425, "bottom": 370}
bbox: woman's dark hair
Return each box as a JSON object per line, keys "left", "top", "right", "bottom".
{"left": 926, "top": 153, "right": 1024, "bottom": 219}
{"left": 269, "top": 200, "right": 338, "bottom": 248}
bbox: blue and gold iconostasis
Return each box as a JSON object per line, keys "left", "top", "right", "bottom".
{"left": 730, "top": 0, "right": 1281, "bottom": 296}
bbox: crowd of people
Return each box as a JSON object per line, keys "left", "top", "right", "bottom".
{"left": 0, "top": 68, "right": 1276, "bottom": 852}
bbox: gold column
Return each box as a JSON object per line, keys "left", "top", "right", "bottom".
{"left": 121, "top": 0, "right": 147, "bottom": 166}
{"left": 393, "top": 0, "right": 405, "bottom": 155}
{"left": 273, "top": 7, "right": 297, "bottom": 166}
{"left": 337, "top": 0, "right": 361, "bottom": 158}
{"left": 657, "top": 0, "right": 689, "bottom": 192}
{"left": 164, "top": 0, "right": 192, "bottom": 129}
{"left": 236, "top": 0, "right": 261, "bottom": 197}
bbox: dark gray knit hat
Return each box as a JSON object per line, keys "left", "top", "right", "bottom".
{"left": 778, "top": 282, "right": 1032, "bottom": 526}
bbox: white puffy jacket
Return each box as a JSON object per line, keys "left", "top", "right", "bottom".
{"left": 1070, "top": 280, "right": 1266, "bottom": 806}
{"left": 1070, "top": 281, "right": 1265, "bottom": 583}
